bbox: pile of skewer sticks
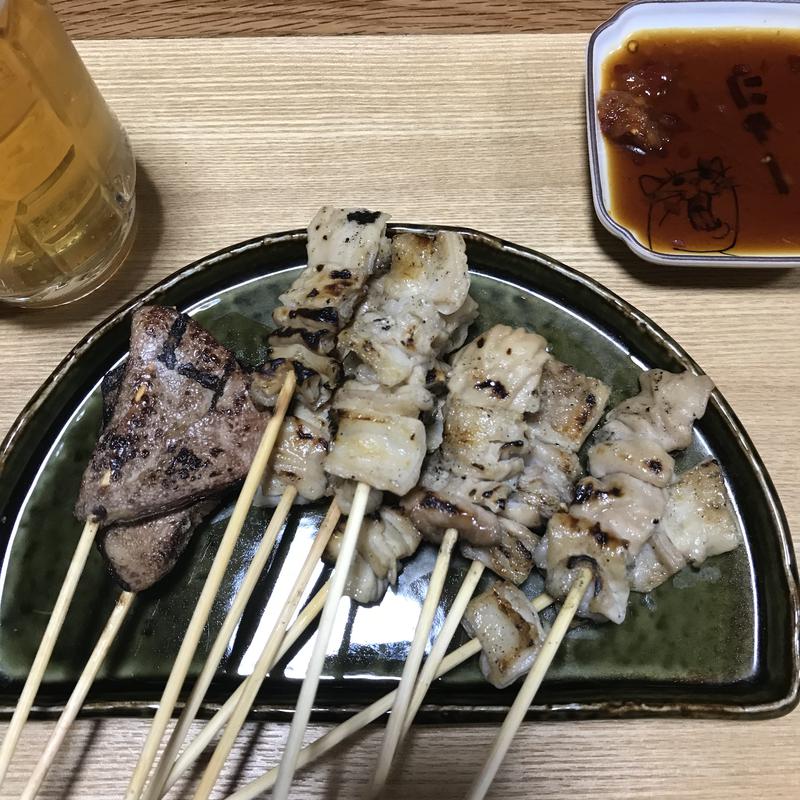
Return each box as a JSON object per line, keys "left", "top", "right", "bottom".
{"left": 0, "top": 377, "right": 594, "bottom": 800}
{"left": 0, "top": 358, "right": 593, "bottom": 800}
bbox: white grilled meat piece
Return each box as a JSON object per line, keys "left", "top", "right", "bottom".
{"left": 279, "top": 206, "right": 390, "bottom": 325}
{"left": 628, "top": 460, "right": 738, "bottom": 592}
{"left": 659, "top": 458, "right": 739, "bottom": 565}
{"left": 628, "top": 530, "right": 686, "bottom": 592}
{"left": 605, "top": 369, "right": 714, "bottom": 452}
{"left": 462, "top": 581, "right": 546, "bottom": 689}
{"left": 504, "top": 440, "right": 581, "bottom": 529}
{"left": 588, "top": 435, "right": 675, "bottom": 488}
{"left": 382, "top": 231, "right": 471, "bottom": 315}
{"left": 325, "top": 532, "right": 387, "bottom": 605}
{"left": 527, "top": 358, "right": 610, "bottom": 452}
{"left": 338, "top": 232, "right": 475, "bottom": 387}
{"left": 325, "top": 407, "right": 426, "bottom": 496}
{"left": 460, "top": 518, "right": 541, "bottom": 585}
{"left": 448, "top": 325, "right": 548, "bottom": 415}
{"left": 333, "top": 375, "right": 434, "bottom": 418}
{"left": 257, "top": 408, "right": 330, "bottom": 504}
{"left": 569, "top": 473, "right": 666, "bottom": 556}
{"left": 359, "top": 508, "right": 422, "bottom": 585}
{"left": 324, "top": 507, "right": 422, "bottom": 605}
{"left": 328, "top": 476, "right": 384, "bottom": 515}
{"left": 420, "top": 453, "right": 512, "bottom": 516}
{"left": 536, "top": 512, "right": 630, "bottom": 624}
{"left": 439, "top": 400, "right": 527, "bottom": 482}
{"left": 251, "top": 343, "right": 342, "bottom": 411}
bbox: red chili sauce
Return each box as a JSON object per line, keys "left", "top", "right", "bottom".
{"left": 598, "top": 29, "right": 800, "bottom": 256}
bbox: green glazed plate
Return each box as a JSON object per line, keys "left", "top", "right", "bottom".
{"left": 0, "top": 226, "right": 797, "bottom": 722}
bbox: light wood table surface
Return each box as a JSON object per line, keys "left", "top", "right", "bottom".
{"left": 1, "top": 31, "right": 799, "bottom": 800}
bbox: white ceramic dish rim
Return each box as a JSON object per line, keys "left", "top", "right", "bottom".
{"left": 586, "top": 0, "right": 800, "bottom": 267}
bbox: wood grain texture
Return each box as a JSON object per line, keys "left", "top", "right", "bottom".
{"left": 0, "top": 34, "right": 798, "bottom": 799}
{"left": 52, "top": 0, "right": 623, "bottom": 38}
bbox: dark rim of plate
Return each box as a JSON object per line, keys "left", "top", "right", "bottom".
{"left": 0, "top": 224, "right": 797, "bottom": 721}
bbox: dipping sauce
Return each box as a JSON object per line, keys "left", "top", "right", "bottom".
{"left": 598, "top": 29, "right": 800, "bottom": 256}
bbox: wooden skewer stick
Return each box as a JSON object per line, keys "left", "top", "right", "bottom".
{"left": 271, "top": 481, "right": 371, "bottom": 800}
{"left": 125, "top": 371, "right": 297, "bottom": 800}
{"left": 20, "top": 590, "right": 136, "bottom": 800}
{"left": 159, "top": 582, "right": 330, "bottom": 797}
{"left": 143, "top": 486, "right": 307, "bottom": 800}
{"left": 224, "top": 592, "right": 555, "bottom": 800}
{"left": 400, "top": 559, "right": 486, "bottom": 740}
{"left": 465, "top": 567, "right": 594, "bottom": 800}
{"left": 368, "top": 528, "right": 458, "bottom": 798}
{"left": 0, "top": 517, "right": 100, "bottom": 785}
{"left": 190, "top": 497, "right": 342, "bottom": 800}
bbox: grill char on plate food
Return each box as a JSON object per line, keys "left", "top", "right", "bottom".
{"left": 76, "top": 305, "right": 268, "bottom": 525}
{"left": 93, "top": 356, "right": 221, "bottom": 592}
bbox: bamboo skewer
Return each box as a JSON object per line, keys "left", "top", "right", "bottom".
{"left": 466, "top": 567, "right": 594, "bottom": 800}
{"left": 224, "top": 591, "right": 555, "bottom": 800}
{"left": 0, "top": 517, "right": 100, "bottom": 786}
{"left": 125, "top": 371, "right": 297, "bottom": 800}
{"left": 142, "top": 485, "right": 305, "bottom": 800}
{"left": 271, "top": 481, "right": 371, "bottom": 800}
{"left": 159, "top": 582, "right": 330, "bottom": 797}
{"left": 368, "top": 528, "right": 458, "bottom": 798}
{"left": 20, "top": 590, "right": 136, "bottom": 800}
{"left": 401, "top": 559, "right": 486, "bottom": 740}
{"left": 190, "top": 497, "right": 342, "bottom": 800}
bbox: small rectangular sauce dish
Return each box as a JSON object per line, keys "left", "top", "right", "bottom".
{"left": 587, "top": 0, "right": 800, "bottom": 267}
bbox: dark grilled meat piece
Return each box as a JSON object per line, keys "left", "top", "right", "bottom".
{"left": 97, "top": 501, "right": 217, "bottom": 592}
{"left": 401, "top": 487, "right": 504, "bottom": 546}
{"left": 76, "top": 306, "right": 268, "bottom": 524}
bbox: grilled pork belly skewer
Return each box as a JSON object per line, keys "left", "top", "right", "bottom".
{"left": 261, "top": 231, "right": 476, "bottom": 800}
{"left": 224, "top": 589, "right": 557, "bottom": 800}
{"left": 362, "top": 339, "right": 608, "bottom": 789}
{"left": 536, "top": 369, "right": 718, "bottom": 625}
{"left": 386, "top": 353, "right": 609, "bottom": 763}
{"left": 139, "top": 206, "right": 391, "bottom": 800}
{"left": 5, "top": 305, "right": 275, "bottom": 796}
{"left": 466, "top": 567, "right": 594, "bottom": 800}
{"left": 469, "top": 370, "right": 737, "bottom": 799}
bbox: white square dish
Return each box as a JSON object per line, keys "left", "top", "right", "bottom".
{"left": 586, "top": 0, "right": 800, "bottom": 267}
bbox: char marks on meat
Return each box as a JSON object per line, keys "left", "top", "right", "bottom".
{"left": 462, "top": 581, "right": 546, "bottom": 689}
{"left": 76, "top": 306, "right": 268, "bottom": 524}
{"left": 629, "top": 458, "right": 739, "bottom": 592}
{"left": 98, "top": 501, "right": 217, "bottom": 592}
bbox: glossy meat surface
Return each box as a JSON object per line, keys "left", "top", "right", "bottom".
{"left": 98, "top": 501, "right": 216, "bottom": 592}
{"left": 526, "top": 358, "right": 610, "bottom": 452}
{"left": 462, "top": 581, "right": 546, "bottom": 689}
{"left": 447, "top": 325, "right": 548, "bottom": 415}
{"left": 569, "top": 473, "right": 666, "bottom": 556}
{"left": 537, "top": 512, "right": 630, "bottom": 624}
{"left": 605, "top": 369, "right": 714, "bottom": 452}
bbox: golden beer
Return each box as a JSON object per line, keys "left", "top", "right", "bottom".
{"left": 0, "top": 0, "right": 136, "bottom": 306}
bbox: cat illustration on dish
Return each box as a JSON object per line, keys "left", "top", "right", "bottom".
{"left": 639, "top": 157, "right": 739, "bottom": 253}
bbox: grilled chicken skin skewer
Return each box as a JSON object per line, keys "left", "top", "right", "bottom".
{"left": 535, "top": 368, "right": 729, "bottom": 625}
{"left": 468, "top": 371, "right": 741, "bottom": 799}
{"left": 143, "top": 207, "right": 392, "bottom": 800}
{"left": 405, "top": 325, "right": 609, "bottom": 586}
{"left": 194, "top": 230, "right": 476, "bottom": 800}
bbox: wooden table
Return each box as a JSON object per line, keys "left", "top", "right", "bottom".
{"left": 1, "top": 5, "right": 799, "bottom": 800}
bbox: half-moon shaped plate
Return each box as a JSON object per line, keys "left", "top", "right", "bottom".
{"left": 0, "top": 226, "right": 797, "bottom": 721}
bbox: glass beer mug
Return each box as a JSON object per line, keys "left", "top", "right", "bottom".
{"left": 0, "top": 0, "right": 136, "bottom": 307}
